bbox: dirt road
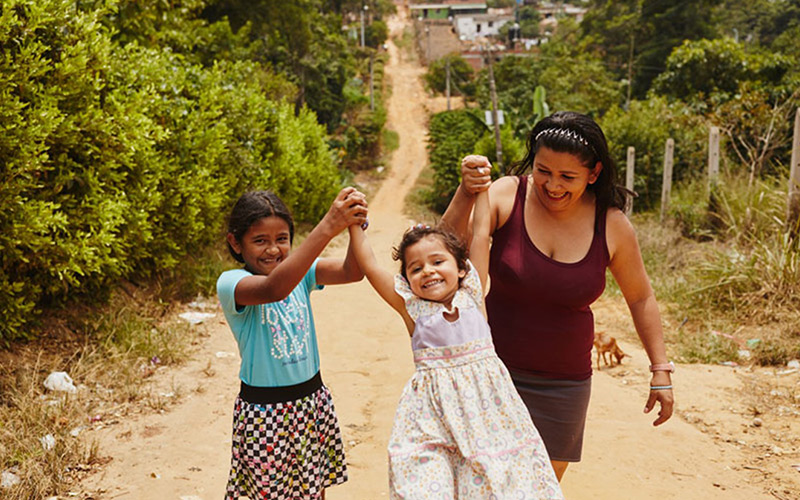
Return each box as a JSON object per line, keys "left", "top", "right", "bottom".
{"left": 79, "top": 8, "right": 798, "bottom": 500}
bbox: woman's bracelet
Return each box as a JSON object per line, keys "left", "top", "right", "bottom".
{"left": 649, "top": 385, "right": 673, "bottom": 390}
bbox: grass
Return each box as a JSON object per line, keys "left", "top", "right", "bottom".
{"left": 404, "top": 163, "right": 441, "bottom": 224}
{"left": 0, "top": 247, "right": 226, "bottom": 498}
{"left": 628, "top": 171, "right": 800, "bottom": 366}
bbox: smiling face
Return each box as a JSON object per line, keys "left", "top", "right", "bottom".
{"left": 227, "top": 216, "right": 292, "bottom": 276}
{"left": 531, "top": 146, "right": 602, "bottom": 212}
{"left": 403, "top": 235, "right": 466, "bottom": 307}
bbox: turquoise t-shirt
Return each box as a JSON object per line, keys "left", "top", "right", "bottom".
{"left": 216, "top": 261, "right": 323, "bottom": 387}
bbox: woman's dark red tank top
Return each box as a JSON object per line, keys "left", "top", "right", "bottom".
{"left": 486, "top": 175, "right": 609, "bottom": 380}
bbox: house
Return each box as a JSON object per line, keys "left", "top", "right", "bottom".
{"left": 454, "top": 11, "right": 515, "bottom": 41}
{"left": 538, "top": 1, "right": 588, "bottom": 28}
{"left": 409, "top": 1, "right": 487, "bottom": 21}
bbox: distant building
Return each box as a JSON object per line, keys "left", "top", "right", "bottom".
{"left": 409, "top": 1, "right": 487, "bottom": 20}
{"left": 454, "top": 12, "right": 515, "bottom": 41}
{"left": 538, "top": 1, "right": 588, "bottom": 27}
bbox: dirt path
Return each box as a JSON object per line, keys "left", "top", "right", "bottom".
{"left": 79, "top": 8, "right": 799, "bottom": 500}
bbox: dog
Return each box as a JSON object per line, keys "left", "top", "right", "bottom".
{"left": 594, "top": 331, "right": 629, "bottom": 369}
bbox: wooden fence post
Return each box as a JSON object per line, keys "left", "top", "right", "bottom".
{"left": 625, "top": 146, "right": 635, "bottom": 216}
{"left": 660, "top": 138, "right": 674, "bottom": 223}
{"left": 708, "top": 126, "right": 720, "bottom": 190}
{"left": 707, "top": 126, "right": 722, "bottom": 228}
{"left": 787, "top": 108, "right": 800, "bottom": 233}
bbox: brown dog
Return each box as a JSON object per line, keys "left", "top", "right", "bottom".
{"left": 594, "top": 331, "right": 629, "bottom": 369}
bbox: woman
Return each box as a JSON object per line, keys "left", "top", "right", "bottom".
{"left": 441, "top": 111, "right": 674, "bottom": 481}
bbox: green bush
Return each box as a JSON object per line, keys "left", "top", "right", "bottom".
{"left": 425, "top": 55, "right": 476, "bottom": 98}
{"left": 474, "top": 126, "right": 525, "bottom": 174}
{"left": 0, "top": 0, "right": 341, "bottom": 342}
{"left": 427, "top": 110, "right": 491, "bottom": 212}
{"left": 600, "top": 98, "right": 707, "bottom": 211}
{"left": 335, "top": 52, "right": 388, "bottom": 171}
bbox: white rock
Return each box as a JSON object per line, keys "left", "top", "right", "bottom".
{"left": 179, "top": 311, "right": 216, "bottom": 324}
{"left": 43, "top": 371, "right": 77, "bottom": 393}
{"left": 1, "top": 470, "right": 21, "bottom": 488}
{"left": 40, "top": 434, "right": 56, "bottom": 450}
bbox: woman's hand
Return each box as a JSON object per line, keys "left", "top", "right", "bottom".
{"left": 324, "top": 187, "right": 368, "bottom": 235}
{"left": 644, "top": 371, "right": 674, "bottom": 426}
{"left": 460, "top": 155, "right": 492, "bottom": 195}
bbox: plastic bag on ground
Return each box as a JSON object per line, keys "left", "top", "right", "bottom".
{"left": 43, "top": 371, "right": 77, "bottom": 393}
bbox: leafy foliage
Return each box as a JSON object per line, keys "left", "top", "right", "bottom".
{"left": 600, "top": 98, "right": 707, "bottom": 210}
{"left": 425, "top": 55, "right": 476, "bottom": 98}
{"left": 652, "top": 37, "right": 793, "bottom": 109}
{"left": 475, "top": 33, "right": 622, "bottom": 131}
{"left": 580, "top": 0, "right": 720, "bottom": 99}
{"left": 0, "top": 0, "right": 342, "bottom": 341}
{"left": 426, "top": 110, "right": 491, "bottom": 212}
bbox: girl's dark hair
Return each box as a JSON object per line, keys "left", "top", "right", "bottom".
{"left": 509, "top": 111, "right": 629, "bottom": 212}
{"left": 226, "top": 190, "right": 294, "bottom": 263}
{"left": 391, "top": 225, "right": 469, "bottom": 280}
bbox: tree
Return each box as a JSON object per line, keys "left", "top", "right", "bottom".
{"left": 425, "top": 55, "right": 476, "bottom": 98}
{"left": 652, "top": 38, "right": 792, "bottom": 109}
{"left": 580, "top": 0, "right": 720, "bottom": 98}
{"left": 202, "top": 0, "right": 356, "bottom": 130}
{"left": 713, "top": 84, "right": 800, "bottom": 186}
{"left": 600, "top": 98, "right": 707, "bottom": 210}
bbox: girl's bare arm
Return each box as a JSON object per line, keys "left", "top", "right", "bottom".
{"left": 233, "top": 187, "right": 367, "bottom": 305}
{"left": 347, "top": 225, "right": 415, "bottom": 333}
{"left": 440, "top": 155, "right": 492, "bottom": 243}
{"left": 470, "top": 190, "right": 491, "bottom": 292}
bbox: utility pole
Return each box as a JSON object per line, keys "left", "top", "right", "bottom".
{"left": 360, "top": 4, "right": 368, "bottom": 48}
{"left": 625, "top": 30, "right": 634, "bottom": 110}
{"left": 445, "top": 58, "right": 451, "bottom": 111}
{"left": 485, "top": 45, "right": 503, "bottom": 173}
{"left": 425, "top": 25, "right": 431, "bottom": 62}
{"left": 369, "top": 54, "right": 375, "bottom": 111}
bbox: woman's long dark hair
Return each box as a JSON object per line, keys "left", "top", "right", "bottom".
{"left": 509, "top": 111, "right": 628, "bottom": 212}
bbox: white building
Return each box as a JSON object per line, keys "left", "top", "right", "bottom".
{"left": 454, "top": 12, "right": 515, "bottom": 41}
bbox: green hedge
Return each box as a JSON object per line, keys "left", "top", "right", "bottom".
{"left": 427, "top": 110, "right": 491, "bottom": 213}
{"left": 0, "top": 0, "right": 341, "bottom": 342}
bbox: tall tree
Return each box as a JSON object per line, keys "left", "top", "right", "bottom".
{"left": 203, "top": 0, "right": 355, "bottom": 130}
{"left": 580, "top": 0, "right": 720, "bottom": 99}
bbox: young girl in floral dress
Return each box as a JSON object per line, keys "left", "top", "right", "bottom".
{"left": 347, "top": 187, "right": 563, "bottom": 499}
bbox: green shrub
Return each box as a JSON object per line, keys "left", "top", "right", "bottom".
{"left": 0, "top": 0, "right": 341, "bottom": 342}
{"left": 425, "top": 55, "right": 476, "bottom": 98}
{"left": 601, "top": 98, "right": 707, "bottom": 211}
{"left": 427, "top": 110, "right": 489, "bottom": 212}
{"left": 334, "top": 52, "right": 388, "bottom": 171}
{"left": 474, "top": 126, "right": 525, "bottom": 173}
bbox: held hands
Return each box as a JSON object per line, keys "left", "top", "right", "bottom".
{"left": 644, "top": 371, "right": 674, "bottom": 426}
{"left": 324, "top": 187, "right": 368, "bottom": 235}
{"left": 461, "top": 155, "right": 493, "bottom": 196}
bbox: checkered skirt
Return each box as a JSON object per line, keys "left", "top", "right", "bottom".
{"left": 225, "top": 385, "right": 347, "bottom": 499}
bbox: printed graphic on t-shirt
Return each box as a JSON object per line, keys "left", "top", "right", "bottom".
{"left": 262, "top": 293, "right": 311, "bottom": 364}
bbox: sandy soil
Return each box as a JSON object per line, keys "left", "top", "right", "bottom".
{"left": 78, "top": 8, "right": 800, "bottom": 500}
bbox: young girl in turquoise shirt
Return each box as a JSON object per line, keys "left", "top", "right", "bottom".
{"left": 217, "top": 187, "right": 367, "bottom": 499}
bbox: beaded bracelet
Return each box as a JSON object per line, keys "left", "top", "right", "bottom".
{"left": 649, "top": 385, "right": 673, "bottom": 390}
